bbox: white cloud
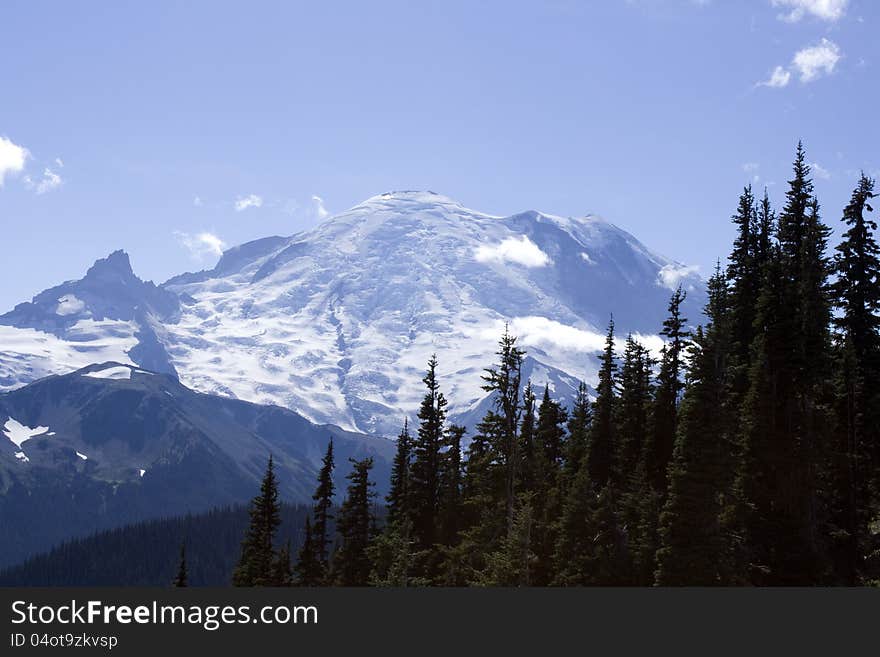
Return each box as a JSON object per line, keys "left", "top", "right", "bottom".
{"left": 234, "top": 194, "right": 263, "bottom": 212}
{"left": 193, "top": 195, "right": 204, "bottom": 207}
{"left": 474, "top": 236, "right": 552, "bottom": 268}
{"left": 810, "top": 161, "right": 832, "bottom": 179}
{"left": 479, "top": 316, "right": 668, "bottom": 361}
{"left": 311, "top": 195, "right": 329, "bottom": 220}
{"left": 24, "top": 167, "right": 63, "bottom": 194}
{"left": 792, "top": 38, "right": 841, "bottom": 82}
{"left": 0, "top": 136, "right": 29, "bottom": 186}
{"left": 759, "top": 39, "right": 841, "bottom": 89}
{"left": 657, "top": 263, "right": 700, "bottom": 291}
{"left": 771, "top": 0, "right": 848, "bottom": 22}
{"left": 759, "top": 65, "right": 792, "bottom": 88}
{"left": 174, "top": 231, "right": 227, "bottom": 260}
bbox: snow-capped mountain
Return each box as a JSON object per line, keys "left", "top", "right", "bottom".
{"left": 0, "top": 250, "right": 178, "bottom": 389}
{"left": 0, "top": 191, "right": 704, "bottom": 436}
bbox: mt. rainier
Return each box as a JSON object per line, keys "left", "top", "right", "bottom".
{"left": 1, "top": 191, "right": 703, "bottom": 435}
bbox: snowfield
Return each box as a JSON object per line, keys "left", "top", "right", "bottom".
{"left": 0, "top": 191, "right": 704, "bottom": 436}
{"left": 3, "top": 417, "right": 53, "bottom": 462}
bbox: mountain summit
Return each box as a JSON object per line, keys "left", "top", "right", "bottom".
{"left": 1, "top": 193, "right": 704, "bottom": 435}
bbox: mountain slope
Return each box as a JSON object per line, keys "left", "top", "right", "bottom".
{"left": 0, "top": 363, "right": 392, "bottom": 568}
{"left": 162, "top": 191, "right": 704, "bottom": 434}
{"left": 0, "top": 191, "right": 705, "bottom": 435}
{"left": 0, "top": 250, "right": 178, "bottom": 390}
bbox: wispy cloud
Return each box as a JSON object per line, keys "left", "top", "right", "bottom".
{"left": 0, "top": 136, "right": 28, "bottom": 186}
{"left": 792, "top": 38, "right": 841, "bottom": 82}
{"left": 759, "top": 38, "right": 841, "bottom": 88}
{"left": 771, "top": 0, "right": 848, "bottom": 23}
{"left": 759, "top": 65, "right": 792, "bottom": 88}
{"left": 810, "top": 161, "right": 832, "bottom": 179}
{"left": 311, "top": 195, "right": 329, "bottom": 220}
{"left": 234, "top": 194, "right": 263, "bottom": 212}
{"left": 193, "top": 195, "right": 204, "bottom": 207}
{"left": 24, "top": 158, "right": 64, "bottom": 195}
{"left": 657, "top": 263, "right": 700, "bottom": 291}
{"left": 174, "top": 231, "right": 227, "bottom": 260}
{"left": 283, "top": 194, "right": 332, "bottom": 222}
{"left": 474, "top": 235, "right": 552, "bottom": 268}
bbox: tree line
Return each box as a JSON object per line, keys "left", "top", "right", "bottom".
{"left": 229, "top": 143, "right": 879, "bottom": 586}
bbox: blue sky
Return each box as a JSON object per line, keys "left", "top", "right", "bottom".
{"left": 0, "top": 0, "right": 877, "bottom": 312}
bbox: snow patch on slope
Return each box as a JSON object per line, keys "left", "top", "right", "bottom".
{"left": 0, "top": 321, "right": 139, "bottom": 392}
{"left": 3, "top": 418, "right": 51, "bottom": 449}
{"left": 84, "top": 365, "right": 134, "bottom": 380}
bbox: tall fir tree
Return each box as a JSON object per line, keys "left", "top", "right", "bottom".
{"left": 481, "top": 326, "right": 526, "bottom": 534}
{"left": 438, "top": 424, "right": 465, "bottom": 549}
{"left": 332, "top": 457, "right": 376, "bottom": 586}
{"left": 655, "top": 269, "right": 731, "bottom": 585}
{"left": 730, "top": 143, "right": 833, "bottom": 585}
{"left": 311, "top": 439, "right": 335, "bottom": 579}
{"left": 615, "top": 335, "right": 656, "bottom": 585}
{"left": 562, "top": 382, "right": 590, "bottom": 492}
{"left": 530, "top": 385, "right": 568, "bottom": 586}
{"left": 646, "top": 287, "right": 689, "bottom": 495}
{"left": 232, "top": 456, "right": 282, "bottom": 586}
{"left": 408, "top": 355, "right": 448, "bottom": 576}
{"left": 616, "top": 335, "right": 653, "bottom": 479}
{"left": 386, "top": 419, "right": 412, "bottom": 527}
{"left": 829, "top": 173, "right": 880, "bottom": 583}
{"left": 588, "top": 318, "right": 617, "bottom": 489}
{"left": 518, "top": 382, "right": 538, "bottom": 494}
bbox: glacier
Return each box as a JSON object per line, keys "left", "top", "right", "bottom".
{"left": 0, "top": 191, "right": 705, "bottom": 436}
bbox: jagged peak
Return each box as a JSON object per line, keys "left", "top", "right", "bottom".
{"left": 84, "top": 250, "right": 136, "bottom": 280}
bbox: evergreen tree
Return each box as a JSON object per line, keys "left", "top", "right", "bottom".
{"left": 332, "top": 457, "right": 376, "bottom": 586}
{"left": 588, "top": 318, "right": 617, "bottom": 488}
{"left": 518, "top": 382, "right": 538, "bottom": 493}
{"left": 311, "top": 439, "right": 335, "bottom": 578}
{"left": 562, "top": 382, "right": 590, "bottom": 492}
{"left": 554, "top": 475, "right": 627, "bottom": 585}
{"left": 453, "top": 413, "right": 505, "bottom": 584}
{"left": 646, "top": 287, "right": 689, "bottom": 494}
{"left": 408, "top": 355, "right": 448, "bottom": 573}
{"left": 656, "top": 270, "right": 731, "bottom": 585}
{"left": 272, "top": 539, "right": 293, "bottom": 586}
{"left": 730, "top": 144, "right": 833, "bottom": 585}
{"left": 478, "top": 501, "right": 536, "bottom": 586}
{"left": 829, "top": 173, "right": 880, "bottom": 583}
{"left": 438, "top": 424, "right": 465, "bottom": 548}
{"left": 386, "top": 419, "right": 412, "bottom": 527}
{"left": 616, "top": 335, "right": 653, "bottom": 479}
{"left": 293, "top": 518, "right": 324, "bottom": 586}
{"left": 530, "top": 385, "right": 568, "bottom": 586}
{"left": 615, "top": 335, "right": 655, "bottom": 585}
{"left": 481, "top": 326, "right": 526, "bottom": 534}
{"left": 369, "top": 516, "right": 420, "bottom": 587}
{"left": 172, "top": 542, "right": 187, "bottom": 587}
{"left": 232, "top": 456, "right": 282, "bottom": 586}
